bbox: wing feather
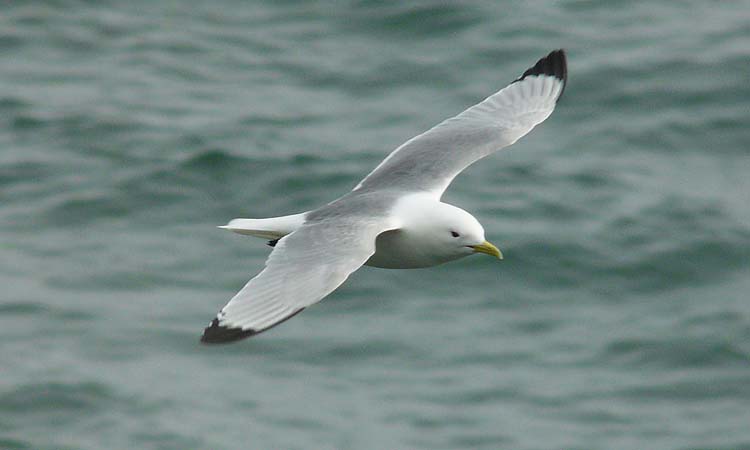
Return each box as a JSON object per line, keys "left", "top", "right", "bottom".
{"left": 201, "top": 218, "right": 397, "bottom": 343}
{"left": 354, "top": 49, "right": 567, "bottom": 197}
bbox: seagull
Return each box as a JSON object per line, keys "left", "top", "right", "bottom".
{"left": 201, "top": 49, "right": 567, "bottom": 343}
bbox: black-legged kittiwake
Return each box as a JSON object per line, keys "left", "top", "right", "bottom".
{"left": 201, "top": 50, "right": 567, "bottom": 343}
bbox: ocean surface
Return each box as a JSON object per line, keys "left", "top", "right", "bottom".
{"left": 2, "top": 1, "right": 749, "bottom": 449}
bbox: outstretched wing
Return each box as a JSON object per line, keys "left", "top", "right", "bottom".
{"left": 201, "top": 217, "right": 397, "bottom": 343}
{"left": 354, "top": 49, "right": 567, "bottom": 197}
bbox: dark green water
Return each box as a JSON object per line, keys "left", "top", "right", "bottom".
{"left": 2, "top": 1, "right": 750, "bottom": 449}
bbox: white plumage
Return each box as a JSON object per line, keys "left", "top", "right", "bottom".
{"left": 202, "top": 50, "right": 567, "bottom": 343}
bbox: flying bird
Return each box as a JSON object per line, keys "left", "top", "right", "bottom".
{"left": 201, "top": 49, "right": 567, "bottom": 343}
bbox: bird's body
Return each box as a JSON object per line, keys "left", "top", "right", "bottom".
{"left": 202, "top": 50, "right": 568, "bottom": 343}
{"left": 222, "top": 193, "right": 487, "bottom": 269}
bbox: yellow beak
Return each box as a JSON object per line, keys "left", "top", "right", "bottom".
{"left": 471, "top": 240, "right": 503, "bottom": 259}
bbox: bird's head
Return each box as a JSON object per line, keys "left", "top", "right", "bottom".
{"left": 436, "top": 204, "right": 502, "bottom": 260}
{"left": 402, "top": 201, "right": 502, "bottom": 261}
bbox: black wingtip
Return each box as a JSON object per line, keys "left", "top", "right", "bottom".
{"left": 200, "top": 308, "right": 306, "bottom": 345}
{"left": 200, "top": 318, "right": 259, "bottom": 344}
{"left": 513, "top": 49, "right": 568, "bottom": 99}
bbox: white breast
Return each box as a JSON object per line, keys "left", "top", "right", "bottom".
{"left": 365, "top": 228, "right": 466, "bottom": 269}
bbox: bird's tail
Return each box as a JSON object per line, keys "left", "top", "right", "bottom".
{"left": 218, "top": 212, "right": 307, "bottom": 241}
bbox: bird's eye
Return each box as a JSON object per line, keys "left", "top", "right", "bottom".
{"left": 451, "top": 231, "right": 460, "bottom": 238}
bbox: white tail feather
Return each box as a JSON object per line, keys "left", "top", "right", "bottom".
{"left": 219, "top": 212, "right": 307, "bottom": 240}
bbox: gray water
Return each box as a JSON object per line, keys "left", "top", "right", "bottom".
{"left": 2, "top": 1, "right": 750, "bottom": 449}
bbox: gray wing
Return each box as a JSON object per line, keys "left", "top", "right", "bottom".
{"left": 354, "top": 50, "right": 567, "bottom": 197}
{"left": 201, "top": 216, "right": 398, "bottom": 343}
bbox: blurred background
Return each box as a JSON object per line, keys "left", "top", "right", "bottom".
{"left": 1, "top": 1, "right": 749, "bottom": 449}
